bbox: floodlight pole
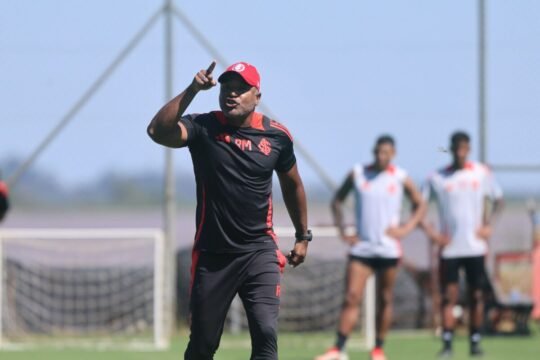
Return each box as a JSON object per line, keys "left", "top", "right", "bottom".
{"left": 478, "top": 0, "right": 487, "bottom": 163}
{"left": 163, "top": 0, "right": 176, "bottom": 337}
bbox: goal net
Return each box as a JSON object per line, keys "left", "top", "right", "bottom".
{"left": 0, "top": 228, "right": 167, "bottom": 350}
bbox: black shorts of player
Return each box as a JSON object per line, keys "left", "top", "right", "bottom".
{"left": 439, "top": 256, "right": 487, "bottom": 290}
{"left": 349, "top": 255, "right": 399, "bottom": 271}
{"left": 185, "top": 248, "right": 285, "bottom": 360}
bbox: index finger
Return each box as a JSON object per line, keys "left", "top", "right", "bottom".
{"left": 206, "top": 61, "right": 216, "bottom": 75}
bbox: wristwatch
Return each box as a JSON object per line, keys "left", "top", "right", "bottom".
{"left": 295, "top": 229, "right": 313, "bottom": 242}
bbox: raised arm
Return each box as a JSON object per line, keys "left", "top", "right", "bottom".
{"left": 147, "top": 61, "right": 216, "bottom": 148}
{"left": 277, "top": 164, "right": 309, "bottom": 267}
{"left": 331, "top": 171, "right": 357, "bottom": 244}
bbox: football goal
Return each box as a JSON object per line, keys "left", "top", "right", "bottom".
{"left": 0, "top": 228, "right": 167, "bottom": 350}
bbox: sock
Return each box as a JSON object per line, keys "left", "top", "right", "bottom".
{"left": 470, "top": 328, "right": 481, "bottom": 346}
{"left": 442, "top": 329, "right": 454, "bottom": 350}
{"left": 335, "top": 332, "right": 348, "bottom": 351}
{"left": 375, "top": 337, "right": 384, "bottom": 349}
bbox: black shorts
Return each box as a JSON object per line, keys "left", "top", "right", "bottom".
{"left": 439, "top": 256, "right": 487, "bottom": 290}
{"left": 349, "top": 255, "right": 399, "bottom": 271}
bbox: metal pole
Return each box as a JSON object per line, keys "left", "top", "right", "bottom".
{"left": 478, "top": 0, "right": 487, "bottom": 163}
{"left": 163, "top": 0, "right": 176, "bottom": 339}
{"left": 363, "top": 274, "right": 376, "bottom": 349}
{"left": 6, "top": 7, "right": 163, "bottom": 188}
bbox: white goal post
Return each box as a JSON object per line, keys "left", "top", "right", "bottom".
{"left": 0, "top": 228, "right": 167, "bottom": 350}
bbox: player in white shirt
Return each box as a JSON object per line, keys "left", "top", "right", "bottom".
{"left": 422, "top": 131, "right": 503, "bottom": 357}
{"left": 315, "top": 135, "right": 426, "bottom": 360}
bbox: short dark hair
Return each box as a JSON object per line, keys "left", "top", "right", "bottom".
{"left": 450, "top": 131, "right": 470, "bottom": 149}
{"left": 375, "top": 134, "right": 395, "bottom": 148}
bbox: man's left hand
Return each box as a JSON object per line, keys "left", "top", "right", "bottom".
{"left": 287, "top": 240, "right": 309, "bottom": 268}
{"left": 476, "top": 225, "right": 492, "bottom": 241}
{"left": 386, "top": 225, "right": 410, "bottom": 239}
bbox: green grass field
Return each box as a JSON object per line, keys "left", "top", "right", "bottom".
{"left": 1, "top": 329, "right": 539, "bottom": 360}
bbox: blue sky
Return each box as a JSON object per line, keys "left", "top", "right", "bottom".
{"left": 1, "top": 0, "right": 539, "bottom": 194}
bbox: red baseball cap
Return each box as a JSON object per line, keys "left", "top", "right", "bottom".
{"left": 218, "top": 62, "right": 261, "bottom": 91}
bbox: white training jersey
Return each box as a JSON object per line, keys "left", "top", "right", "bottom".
{"left": 423, "top": 161, "right": 503, "bottom": 259}
{"left": 350, "top": 164, "right": 408, "bottom": 259}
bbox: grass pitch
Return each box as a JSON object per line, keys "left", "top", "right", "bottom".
{"left": 1, "top": 329, "right": 538, "bottom": 360}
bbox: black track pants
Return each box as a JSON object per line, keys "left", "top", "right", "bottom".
{"left": 184, "top": 248, "right": 285, "bottom": 360}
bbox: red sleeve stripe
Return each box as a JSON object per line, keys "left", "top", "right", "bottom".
{"left": 190, "top": 249, "right": 200, "bottom": 293}
{"left": 270, "top": 121, "right": 293, "bottom": 141}
{"left": 266, "top": 195, "right": 278, "bottom": 243}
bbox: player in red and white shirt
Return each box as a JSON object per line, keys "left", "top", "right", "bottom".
{"left": 422, "top": 131, "right": 503, "bottom": 358}
{"left": 0, "top": 174, "right": 9, "bottom": 223}
{"left": 316, "top": 135, "right": 426, "bottom": 360}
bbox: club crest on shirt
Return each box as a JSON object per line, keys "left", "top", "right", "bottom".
{"left": 258, "top": 138, "right": 272, "bottom": 156}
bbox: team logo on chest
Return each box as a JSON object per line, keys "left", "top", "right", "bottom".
{"left": 258, "top": 138, "right": 272, "bottom": 156}
{"left": 215, "top": 133, "right": 258, "bottom": 152}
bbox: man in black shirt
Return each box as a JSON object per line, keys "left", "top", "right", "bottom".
{"left": 148, "top": 61, "right": 311, "bottom": 360}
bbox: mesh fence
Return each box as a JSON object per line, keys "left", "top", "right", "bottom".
{"left": 0, "top": 230, "right": 165, "bottom": 349}
{"left": 176, "top": 248, "right": 429, "bottom": 332}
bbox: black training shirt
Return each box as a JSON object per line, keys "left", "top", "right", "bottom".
{"left": 179, "top": 111, "right": 296, "bottom": 253}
